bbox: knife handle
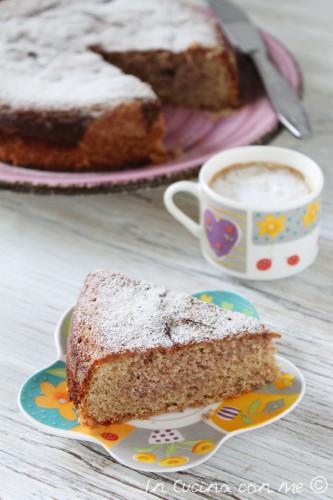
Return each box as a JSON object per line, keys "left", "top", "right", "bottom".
{"left": 252, "top": 51, "right": 311, "bottom": 138}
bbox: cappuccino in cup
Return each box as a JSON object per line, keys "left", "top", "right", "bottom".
{"left": 209, "top": 162, "right": 312, "bottom": 206}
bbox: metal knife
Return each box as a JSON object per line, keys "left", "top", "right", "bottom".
{"left": 208, "top": 0, "right": 311, "bottom": 138}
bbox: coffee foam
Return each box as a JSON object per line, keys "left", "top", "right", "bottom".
{"left": 209, "top": 162, "right": 311, "bottom": 205}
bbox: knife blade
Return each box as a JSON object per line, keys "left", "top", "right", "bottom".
{"left": 208, "top": 0, "right": 311, "bottom": 138}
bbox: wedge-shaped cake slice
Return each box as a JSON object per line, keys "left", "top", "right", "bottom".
{"left": 67, "top": 271, "right": 281, "bottom": 425}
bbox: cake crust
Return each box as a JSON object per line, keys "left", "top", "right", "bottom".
{"left": 67, "top": 271, "right": 280, "bottom": 425}
{"left": 0, "top": 100, "right": 165, "bottom": 171}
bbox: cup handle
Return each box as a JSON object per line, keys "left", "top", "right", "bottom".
{"left": 164, "top": 181, "right": 201, "bottom": 238}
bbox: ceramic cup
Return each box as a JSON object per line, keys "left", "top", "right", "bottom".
{"left": 164, "top": 146, "right": 324, "bottom": 280}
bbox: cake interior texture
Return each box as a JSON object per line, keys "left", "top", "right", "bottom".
{"left": 81, "top": 335, "right": 279, "bottom": 425}
{"left": 95, "top": 46, "right": 238, "bottom": 111}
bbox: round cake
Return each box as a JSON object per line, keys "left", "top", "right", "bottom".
{"left": 0, "top": 0, "right": 238, "bottom": 171}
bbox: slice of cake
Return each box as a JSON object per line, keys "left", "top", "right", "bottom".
{"left": 67, "top": 271, "right": 281, "bottom": 425}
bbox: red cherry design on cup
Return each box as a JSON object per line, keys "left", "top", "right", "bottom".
{"left": 256, "top": 258, "right": 272, "bottom": 271}
{"left": 101, "top": 432, "right": 118, "bottom": 441}
{"left": 287, "top": 255, "right": 300, "bottom": 266}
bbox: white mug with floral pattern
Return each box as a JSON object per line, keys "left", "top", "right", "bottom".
{"left": 164, "top": 146, "right": 324, "bottom": 280}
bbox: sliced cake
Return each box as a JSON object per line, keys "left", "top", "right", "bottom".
{"left": 0, "top": 0, "right": 238, "bottom": 171}
{"left": 0, "top": 49, "right": 165, "bottom": 171}
{"left": 67, "top": 271, "right": 281, "bottom": 425}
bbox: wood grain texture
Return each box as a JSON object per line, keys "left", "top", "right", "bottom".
{"left": 0, "top": 1, "right": 332, "bottom": 498}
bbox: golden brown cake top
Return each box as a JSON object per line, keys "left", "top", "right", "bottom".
{"left": 70, "top": 271, "right": 277, "bottom": 357}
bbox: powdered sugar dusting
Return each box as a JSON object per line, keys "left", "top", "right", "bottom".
{"left": 0, "top": 0, "right": 219, "bottom": 52}
{"left": 86, "top": 0, "right": 221, "bottom": 52}
{"left": 0, "top": 0, "right": 220, "bottom": 112}
{"left": 0, "top": 48, "right": 155, "bottom": 112}
{"left": 72, "top": 271, "right": 271, "bottom": 356}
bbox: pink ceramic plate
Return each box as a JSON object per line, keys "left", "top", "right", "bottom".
{"left": 0, "top": 32, "right": 301, "bottom": 194}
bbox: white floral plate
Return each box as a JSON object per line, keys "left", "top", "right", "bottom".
{"left": 19, "top": 291, "right": 305, "bottom": 472}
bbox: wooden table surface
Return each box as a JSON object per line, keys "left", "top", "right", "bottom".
{"left": 1, "top": 1, "right": 332, "bottom": 499}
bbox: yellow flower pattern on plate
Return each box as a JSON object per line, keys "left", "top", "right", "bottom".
{"left": 134, "top": 452, "right": 156, "bottom": 463}
{"left": 159, "top": 456, "right": 189, "bottom": 466}
{"left": 192, "top": 440, "right": 215, "bottom": 454}
{"left": 275, "top": 373, "right": 295, "bottom": 390}
{"left": 257, "top": 214, "right": 286, "bottom": 238}
{"left": 303, "top": 200, "right": 320, "bottom": 227}
{"left": 35, "top": 381, "right": 77, "bottom": 420}
{"left": 198, "top": 294, "right": 213, "bottom": 303}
